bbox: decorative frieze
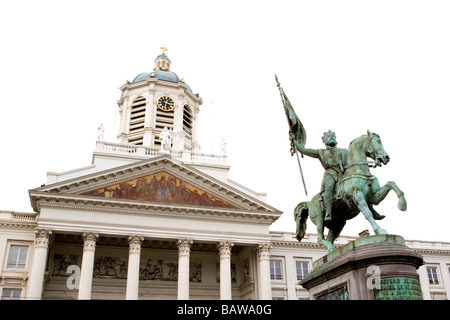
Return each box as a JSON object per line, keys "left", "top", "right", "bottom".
{"left": 50, "top": 253, "right": 202, "bottom": 282}
{"left": 52, "top": 254, "right": 79, "bottom": 276}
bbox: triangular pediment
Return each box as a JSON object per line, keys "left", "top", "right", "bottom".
{"left": 30, "top": 155, "right": 280, "bottom": 215}
{"left": 81, "top": 170, "right": 236, "bottom": 209}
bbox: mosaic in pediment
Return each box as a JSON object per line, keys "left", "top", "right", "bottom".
{"left": 82, "top": 171, "right": 236, "bottom": 209}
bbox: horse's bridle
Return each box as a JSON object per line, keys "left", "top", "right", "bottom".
{"left": 344, "top": 160, "right": 379, "bottom": 169}
{"left": 344, "top": 135, "right": 382, "bottom": 169}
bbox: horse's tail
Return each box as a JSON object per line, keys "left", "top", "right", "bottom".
{"left": 294, "top": 201, "right": 309, "bottom": 242}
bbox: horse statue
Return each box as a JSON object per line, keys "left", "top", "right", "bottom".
{"left": 294, "top": 131, "right": 407, "bottom": 252}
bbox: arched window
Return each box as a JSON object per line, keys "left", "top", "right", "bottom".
{"left": 183, "top": 105, "right": 193, "bottom": 149}
{"left": 128, "top": 96, "right": 146, "bottom": 145}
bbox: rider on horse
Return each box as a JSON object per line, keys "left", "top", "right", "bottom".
{"left": 292, "top": 130, "right": 347, "bottom": 222}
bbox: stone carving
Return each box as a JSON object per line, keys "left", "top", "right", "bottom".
{"left": 51, "top": 253, "right": 202, "bottom": 282}
{"left": 243, "top": 259, "right": 250, "bottom": 282}
{"left": 128, "top": 236, "right": 144, "bottom": 254}
{"left": 34, "top": 229, "right": 52, "bottom": 247}
{"left": 220, "top": 138, "right": 227, "bottom": 155}
{"left": 82, "top": 233, "right": 99, "bottom": 251}
{"left": 159, "top": 127, "right": 172, "bottom": 152}
{"left": 190, "top": 263, "right": 202, "bottom": 282}
{"left": 217, "top": 241, "right": 234, "bottom": 258}
{"left": 177, "top": 239, "right": 193, "bottom": 255}
{"left": 97, "top": 123, "right": 105, "bottom": 140}
{"left": 257, "top": 243, "right": 272, "bottom": 259}
{"left": 52, "top": 254, "right": 78, "bottom": 276}
{"left": 93, "top": 257, "right": 128, "bottom": 278}
{"left": 139, "top": 259, "right": 202, "bottom": 282}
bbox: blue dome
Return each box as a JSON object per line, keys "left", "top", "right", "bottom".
{"left": 131, "top": 69, "right": 180, "bottom": 84}
{"left": 131, "top": 72, "right": 151, "bottom": 83}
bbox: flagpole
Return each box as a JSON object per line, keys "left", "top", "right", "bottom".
{"left": 292, "top": 141, "right": 308, "bottom": 196}
{"left": 275, "top": 74, "right": 308, "bottom": 196}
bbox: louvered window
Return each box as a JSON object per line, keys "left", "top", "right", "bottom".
{"left": 128, "top": 96, "right": 146, "bottom": 145}
{"left": 183, "top": 105, "right": 193, "bottom": 149}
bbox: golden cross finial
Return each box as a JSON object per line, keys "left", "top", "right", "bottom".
{"left": 160, "top": 45, "right": 168, "bottom": 53}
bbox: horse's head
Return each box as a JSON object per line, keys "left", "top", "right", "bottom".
{"left": 366, "top": 130, "right": 390, "bottom": 166}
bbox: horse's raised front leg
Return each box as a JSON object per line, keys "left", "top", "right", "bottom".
{"left": 353, "top": 188, "right": 388, "bottom": 235}
{"left": 371, "top": 181, "right": 407, "bottom": 211}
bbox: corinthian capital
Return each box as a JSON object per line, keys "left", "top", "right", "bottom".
{"left": 34, "top": 229, "right": 52, "bottom": 248}
{"left": 128, "top": 236, "right": 144, "bottom": 254}
{"left": 82, "top": 233, "right": 99, "bottom": 251}
{"left": 177, "top": 239, "right": 193, "bottom": 255}
{"left": 217, "top": 241, "right": 234, "bottom": 258}
{"left": 258, "top": 243, "right": 272, "bottom": 259}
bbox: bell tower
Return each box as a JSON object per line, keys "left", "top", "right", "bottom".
{"left": 116, "top": 47, "right": 203, "bottom": 153}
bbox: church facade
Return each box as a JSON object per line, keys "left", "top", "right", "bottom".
{"left": 1, "top": 51, "right": 449, "bottom": 300}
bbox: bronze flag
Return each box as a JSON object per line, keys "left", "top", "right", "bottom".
{"left": 275, "top": 74, "right": 308, "bottom": 195}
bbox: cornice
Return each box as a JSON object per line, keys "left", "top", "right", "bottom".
{"left": 271, "top": 240, "right": 324, "bottom": 250}
{"left": 30, "top": 155, "right": 279, "bottom": 214}
{"left": 31, "top": 193, "right": 280, "bottom": 225}
{"left": 120, "top": 78, "right": 202, "bottom": 104}
{"left": 271, "top": 233, "right": 450, "bottom": 256}
{"left": 0, "top": 222, "right": 37, "bottom": 230}
{"left": 413, "top": 248, "right": 450, "bottom": 256}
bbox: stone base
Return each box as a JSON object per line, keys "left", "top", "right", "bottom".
{"left": 299, "top": 235, "right": 424, "bottom": 300}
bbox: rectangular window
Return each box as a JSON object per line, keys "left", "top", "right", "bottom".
{"left": 2, "top": 289, "right": 22, "bottom": 300}
{"left": 270, "top": 260, "right": 283, "bottom": 280}
{"left": 427, "top": 266, "right": 439, "bottom": 285}
{"left": 6, "top": 245, "right": 29, "bottom": 269}
{"left": 296, "top": 261, "right": 309, "bottom": 281}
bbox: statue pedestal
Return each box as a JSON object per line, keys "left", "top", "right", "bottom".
{"left": 299, "top": 235, "right": 424, "bottom": 300}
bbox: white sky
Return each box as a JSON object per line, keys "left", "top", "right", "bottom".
{"left": 1, "top": 1, "right": 449, "bottom": 242}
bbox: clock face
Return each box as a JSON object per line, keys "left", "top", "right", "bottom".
{"left": 157, "top": 95, "right": 175, "bottom": 111}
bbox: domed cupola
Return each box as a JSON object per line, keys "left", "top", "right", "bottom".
{"left": 130, "top": 49, "right": 181, "bottom": 84}
{"left": 154, "top": 52, "right": 171, "bottom": 71}
{"left": 117, "top": 47, "right": 203, "bottom": 153}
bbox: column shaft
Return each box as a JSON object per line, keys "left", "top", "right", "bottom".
{"left": 78, "top": 233, "right": 98, "bottom": 300}
{"left": 218, "top": 241, "right": 234, "bottom": 300}
{"left": 177, "top": 239, "right": 193, "bottom": 300}
{"left": 126, "top": 236, "right": 144, "bottom": 300}
{"left": 26, "top": 230, "right": 52, "bottom": 300}
{"left": 258, "top": 243, "right": 272, "bottom": 300}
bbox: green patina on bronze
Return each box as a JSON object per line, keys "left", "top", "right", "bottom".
{"left": 316, "top": 285, "right": 349, "bottom": 300}
{"left": 373, "top": 277, "right": 423, "bottom": 300}
{"left": 312, "top": 234, "right": 405, "bottom": 269}
{"left": 276, "top": 76, "right": 407, "bottom": 252}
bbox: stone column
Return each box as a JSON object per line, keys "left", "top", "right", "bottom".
{"left": 177, "top": 239, "right": 193, "bottom": 300}
{"left": 126, "top": 236, "right": 144, "bottom": 300}
{"left": 217, "top": 241, "right": 234, "bottom": 300}
{"left": 78, "top": 233, "right": 99, "bottom": 300}
{"left": 26, "top": 229, "right": 52, "bottom": 300}
{"left": 258, "top": 243, "right": 272, "bottom": 300}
